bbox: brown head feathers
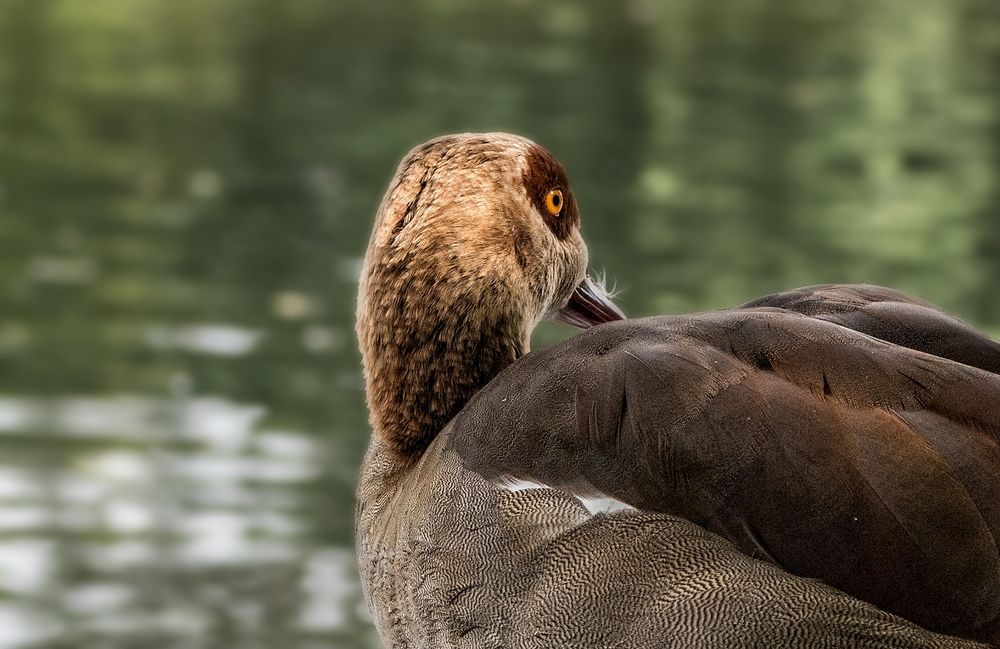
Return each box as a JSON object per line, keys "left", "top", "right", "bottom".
{"left": 356, "top": 133, "right": 589, "bottom": 455}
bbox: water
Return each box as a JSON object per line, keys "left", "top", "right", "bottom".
{"left": 0, "top": 0, "right": 997, "bottom": 647}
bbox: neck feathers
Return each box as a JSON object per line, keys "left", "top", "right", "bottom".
{"left": 358, "top": 252, "right": 525, "bottom": 457}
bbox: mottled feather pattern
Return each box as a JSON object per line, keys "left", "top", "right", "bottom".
{"left": 357, "top": 135, "right": 997, "bottom": 648}
{"left": 358, "top": 435, "right": 987, "bottom": 648}
{"left": 357, "top": 134, "right": 587, "bottom": 455}
{"left": 449, "top": 310, "right": 1000, "bottom": 641}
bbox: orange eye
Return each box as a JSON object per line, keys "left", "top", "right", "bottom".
{"left": 545, "top": 189, "right": 564, "bottom": 216}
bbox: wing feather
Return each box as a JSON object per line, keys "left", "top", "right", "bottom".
{"left": 449, "top": 306, "right": 1000, "bottom": 641}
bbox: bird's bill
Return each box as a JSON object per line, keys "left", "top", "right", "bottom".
{"left": 555, "top": 276, "right": 626, "bottom": 330}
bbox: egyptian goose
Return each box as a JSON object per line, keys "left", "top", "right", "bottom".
{"left": 355, "top": 133, "right": 999, "bottom": 648}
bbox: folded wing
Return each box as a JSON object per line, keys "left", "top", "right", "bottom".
{"left": 449, "top": 302, "right": 1000, "bottom": 642}
{"left": 741, "top": 284, "right": 1000, "bottom": 375}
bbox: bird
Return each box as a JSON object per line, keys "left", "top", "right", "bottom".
{"left": 355, "top": 132, "right": 1000, "bottom": 648}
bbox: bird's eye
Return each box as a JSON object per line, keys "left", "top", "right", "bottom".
{"left": 545, "top": 189, "right": 563, "bottom": 216}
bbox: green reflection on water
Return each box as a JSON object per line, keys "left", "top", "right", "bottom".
{"left": 0, "top": 0, "right": 997, "bottom": 647}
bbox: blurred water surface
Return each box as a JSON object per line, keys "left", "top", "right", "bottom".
{"left": 0, "top": 0, "right": 998, "bottom": 647}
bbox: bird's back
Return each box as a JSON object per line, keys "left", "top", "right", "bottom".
{"left": 446, "top": 308, "right": 1000, "bottom": 643}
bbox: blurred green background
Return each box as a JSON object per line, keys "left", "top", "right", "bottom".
{"left": 0, "top": 0, "right": 998, "bottom": 647}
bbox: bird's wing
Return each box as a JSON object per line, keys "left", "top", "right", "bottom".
{"left": 419, "top": 439, "right": 990, "bottom": 648}
{"left": 447, "top": 310, "right": 1000, "bottom": 642}
{"left": 740, "top": 284, "right": 1000, "bottom": 374}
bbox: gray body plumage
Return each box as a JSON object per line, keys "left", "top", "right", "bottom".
{"left": 357, "top": 433, "right": 985, "bottom": 648}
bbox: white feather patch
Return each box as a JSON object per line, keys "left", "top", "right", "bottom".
{"left": 499, "top": 479, "right": 634, "bottom": 514}
{"left": 503, "top": 479, "right": 551, "bottom": 492}
{"left": 579, "top": 496, "right": 634, "bottom": 515}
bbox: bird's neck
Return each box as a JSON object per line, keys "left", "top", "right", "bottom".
{"left": 357, "top": 263, "right": 527, "bottom": 458}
